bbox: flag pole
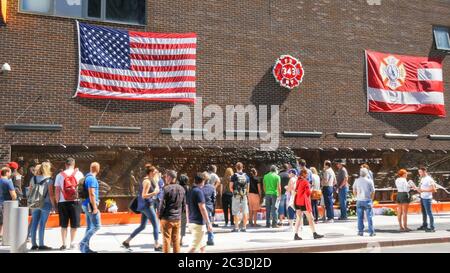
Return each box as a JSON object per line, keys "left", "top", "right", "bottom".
{"left": 72, "top": 20, "right": 81, "bottom": 99}
{"left": 365, "top": 50, "right": 369, "bottom": 113}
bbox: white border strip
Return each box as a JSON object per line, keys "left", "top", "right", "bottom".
{"left": 368, "top": 87, "right": 444, "bottom": 105}
{"left": 77, "top": 87, "right": 196, "bottom": 99}
{"left": 73, "top": 20, "right": 82, "bottom": 98}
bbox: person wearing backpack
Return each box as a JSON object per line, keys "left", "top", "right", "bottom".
{"left": 230, "top": 162, "right": 250, "bottom": 232}
{"left": 263, "top": 165, "right": 281, "bottom": 228}
{"left": 55, "top": 158, "right": 84, "bottom": 250}
{"left": 79, "top": 162, "right": 101, "bottom": 253}
{"left": 28, "top": 162, "right": 54, "bottom": 250}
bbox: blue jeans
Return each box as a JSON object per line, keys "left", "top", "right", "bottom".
{"left": 153, "top": 199, "right": 160, "bottom": 212}
{"left": 356, "top": 200, "right": 374, "bottom": 235}
{"left": 339, "top": 186, "right": 349, "bottom": 219}
{"left": 265, "top": 195, "right": 278, "bottom": 226}
{"left": 30, "top": 202, "right": 52, "bottom": 247}
{"left": 130, "top": 206, "right": 159, "bottom": 242}
{"left": 207, "top": 209, "right": 214, "bottom": 243}
{"left": 80, "top": 205, "right": 101, "bottom": 253}
{"left": 420, "top": 198, "right": 435, "bottom": 230}
{"left": 322, "top": 186, "right": 334, "bottom": 220}
{"left": 311, "top": 199, "right": 319, "bottom": 221}
{"left": 277, "top": 194, "right": 287, "bottom": 216}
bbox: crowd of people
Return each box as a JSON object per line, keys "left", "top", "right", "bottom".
{"left": 0, "top": 156, "right": 440, "bottom": 253}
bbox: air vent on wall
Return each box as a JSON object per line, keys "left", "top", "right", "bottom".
{"left": 4, "top": 123, "right": 62, "bottom": 131}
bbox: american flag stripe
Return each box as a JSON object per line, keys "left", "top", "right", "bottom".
{"left": 128, "top": 31, "right": 197, "bottom": 38}
{"left": 75, "top": 22, "right": 197, "bottom": 103}
{"left": 130, "top": 54, "right": 197, "bottom": 61}
{"left": 80, "top": 64, "right": 196, "bottom": 78}
{"left": 130, "top": 59, "right": 196, "bottom": 66}
{"left": 80, "top": 76, "right": 196, "bottom": 89}
{"left": 130, "top": 65, "right": 196, "bottom": 72}
{"left": 81, "top": 70, "right": 195, "bottom": 83}
{"left": 130, "top": 48, "right": 197, "bottom": 55}
{"left": 130, "top": 37, "right": 197, "bottom": 45}
{"left": 130, "top": 43, "right": 196, "bottom": 50}
{"left": 77, "top": 87, "right": 196, "bottom": 99}
{"left": 79, "top": 83, "right": 195, "bottom": 96}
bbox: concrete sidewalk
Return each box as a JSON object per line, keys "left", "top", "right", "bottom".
{"left": 1, "top": 213, "right": 450, "bottom": 253}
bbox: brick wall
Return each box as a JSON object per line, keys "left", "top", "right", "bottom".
{"left": 1, "top": 0, "right": 450, "bottom": 150}
{"left": 0, "top": 144, "right": 11, "bottom": 166}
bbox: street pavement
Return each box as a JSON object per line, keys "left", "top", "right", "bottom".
{"left": 327, "top": 242, "right": 450, "bottom": 253}
{"left": 1, "top": 213, "right": 450, "bottom": 253}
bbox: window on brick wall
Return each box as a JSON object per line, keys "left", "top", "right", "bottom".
{"left": 19, "top": 0, "right": 146, "bottom": 25}
{"left": 434, "top": 26, "right": 450, "bottom": 51}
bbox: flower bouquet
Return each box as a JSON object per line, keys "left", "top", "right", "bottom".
{"left": 105, "top": 199, "right": 118, "bottom": 213}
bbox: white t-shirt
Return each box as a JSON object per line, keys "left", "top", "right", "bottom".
{"left": 312, "top": 174, "right": 321, "bottom": 190}
{"left": 323, "top": 168, "right": 336, "bottom": 187}
{"left": 395, "top": 178, "right": 411, "bottom": 193}
{"left": 419, "top": 176, "right": 435, "bottom": 200}
{"left": 54, "top": 168, "right": 84, "bottom": 202}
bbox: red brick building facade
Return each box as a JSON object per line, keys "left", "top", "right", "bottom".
{"left": 1, "top": 0, "right": 450, "bottom": 204}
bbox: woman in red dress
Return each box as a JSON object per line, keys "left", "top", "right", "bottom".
{"left": 294, "top": 169, "right": 324, "bottom": 240}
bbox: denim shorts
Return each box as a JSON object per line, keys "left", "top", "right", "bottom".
{"left": 232, "top": 196, "right": 249, "bottom": 215}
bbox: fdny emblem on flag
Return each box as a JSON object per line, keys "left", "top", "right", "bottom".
{"left": 273, "top": 55, "right": 304, "bottom": 89}
{"left": 380, "top": 56, "right": 406, "bottom": 90}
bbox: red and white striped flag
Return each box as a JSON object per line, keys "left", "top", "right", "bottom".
{"left": 74, "top": 22, "right": 196, "bottom": 103}
{"left": 366, "top": 50, "right": 445, "bottom": 117}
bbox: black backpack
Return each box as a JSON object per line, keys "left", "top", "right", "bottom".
{"left": 77, "top": 175, "right": 90, "bottom": 200}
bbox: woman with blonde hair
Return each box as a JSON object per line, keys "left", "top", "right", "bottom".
{"left": 28, "top": 162, "right": 54, "bottom": 250}
{"left": 395, "top": 169, "right": 416, "bottom": 232}
{"left": 221, "top": 168, "right": 234, "bottom": 227}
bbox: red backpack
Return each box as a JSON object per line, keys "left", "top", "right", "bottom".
{"left": 61, "top": 169, "right": 79, "bottom": 201}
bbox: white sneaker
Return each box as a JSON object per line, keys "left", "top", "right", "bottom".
{"left": 69, "top": 243, "right": 77, "bottom": 250}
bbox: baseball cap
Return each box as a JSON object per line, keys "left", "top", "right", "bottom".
{"left": 7, "top": 162, "right": 19, "bottom": 170}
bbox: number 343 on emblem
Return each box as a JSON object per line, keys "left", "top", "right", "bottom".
{"left": 273, "top": 55, "right": 305, "bottom": 89}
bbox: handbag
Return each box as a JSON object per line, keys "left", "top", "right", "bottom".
{"left": 128, "top": 197, "right": 141, "bottom": 214}
{"left": 311, "top": 190, "right": 322, "bottom": 200}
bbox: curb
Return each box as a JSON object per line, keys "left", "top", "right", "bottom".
{"left": 215, "top": 236, "right": 450, "bottom": 253}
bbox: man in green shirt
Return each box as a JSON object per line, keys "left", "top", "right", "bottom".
{"left": 263, "top": 165, "right": 281, "bottom": 228}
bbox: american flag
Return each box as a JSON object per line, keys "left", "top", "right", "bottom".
{"left": 74, "top": 22, "right": 196, "bottom": 103}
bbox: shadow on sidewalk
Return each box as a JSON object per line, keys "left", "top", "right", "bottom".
{"left": 96, "top": 232, "right": 152, "bottom": 236}
{"left": 374, "top": 229, "right": 404, "bottom": 234}
{"left": 248, "top": 238, "right": 292, "bottom": 243}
